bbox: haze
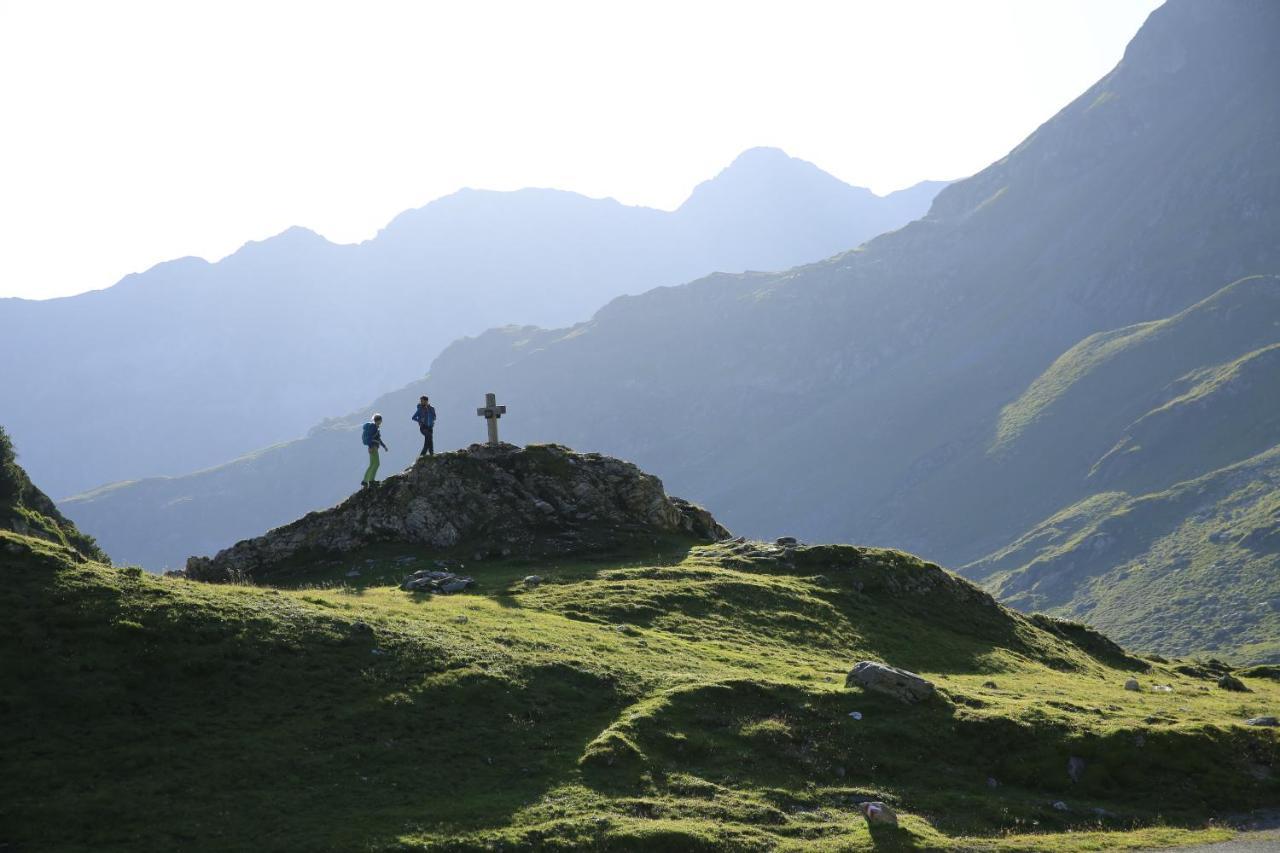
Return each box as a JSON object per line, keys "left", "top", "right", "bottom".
{"left": 0, "top": 0, "right": 1159, "bottom": 300}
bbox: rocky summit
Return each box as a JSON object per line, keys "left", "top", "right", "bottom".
{"left": 184, "top": 443, "right": 727, "bottom": 582}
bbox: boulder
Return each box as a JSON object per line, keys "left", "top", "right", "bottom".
{"left": 858, "top": 801, "right": 898, "bottom": 827}
{"left": 1245, "top": 716, "right": 1278, "bottom": 727}
{"left": 1124, "top": 678, "right": 1141, "bottom": 691}
{"left": 845, "top": 661, "right": 935, "bottom": 704}
{"left": 1217, "top": 674, "right": 1250, "bottom": 692}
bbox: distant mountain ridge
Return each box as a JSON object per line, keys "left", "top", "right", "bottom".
{"left": 0, "top": 149, "right": 944, "bottom": 499}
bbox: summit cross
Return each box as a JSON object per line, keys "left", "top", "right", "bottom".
{"left": 476, "top": 392, "right": 507, "bottom": 446}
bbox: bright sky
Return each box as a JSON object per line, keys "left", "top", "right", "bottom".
{"left": 0, "top": 0, "right": 1160, "bottom": 300}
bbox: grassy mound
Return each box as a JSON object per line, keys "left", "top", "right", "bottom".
{"left": 2, "top": 531, "right": 1276, "bottom": 851}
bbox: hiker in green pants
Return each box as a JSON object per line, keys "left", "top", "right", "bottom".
{"left": 360, "top": 414, "right": 389, "bottom": 488}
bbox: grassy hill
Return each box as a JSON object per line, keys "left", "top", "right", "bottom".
{"left": 4, "top": 518, "right": 1278, "bottom": 849}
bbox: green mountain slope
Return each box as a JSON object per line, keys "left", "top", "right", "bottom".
{"left": 4, "top": 505, "right": 1277, "bottom": 850}
{"left": 0, "top": 425, "right": 103, "bottom": 562}
{"left": 963, "top": 277, "right": 1280, "bottom": 661}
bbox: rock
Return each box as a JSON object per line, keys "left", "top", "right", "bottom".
{"left": 982, "top": 680, "right": 999, "bottom": 689}
{"left": 1067, "top": 756, "right": 1086, "bottom": 783}
{"left": 1245, "top": 716, "right": 1278, "bottom": 726}
{"left": 184, "top": 443, "right": 730, "bottom": 583}
{"left": 848, "top": 711, "right": 862, "bottom": 720}
{"left": 351, "top": 621, "right": 372, "bottom": 633}
{"left": 400, "top": 570, "right": 475, "bottom": 594}
{"left": 1052, "top": 801, "right": 1069, "bottom": 812}
{"left": 858, "top": 801, "right": 898, "bottom": 827}
{"left": 1153, "top": 684, "right": 1173, "bottom": 692}
{"left": 523, "top": 575, "right": 543, "bottom": 587}
{"left": 846, "top": 661, "right": 935, "bottom": 704}
{"left": 1218, "top": 674, "right": 1250, "bottom": 692}
{"left": 345, "top": 569, "right": 361, "bottom": 578}
{"left": 986, "top": 777, "right": 999, "bottom": 789}
{"left": 775, "top": 536, "right": 798, "bottom": 547}
{"left": 1124, "top": 678, "right": 1141, "bottom": 691}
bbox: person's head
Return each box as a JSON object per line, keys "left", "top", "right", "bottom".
{"left": 373, "top": 413, "right": 382, "bottom": 424}
{"left": 420, "top": 395, "right": 428, "bottom": 404}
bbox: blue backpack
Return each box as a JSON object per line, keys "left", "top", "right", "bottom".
{"left": 361, "top": 422, "right": 377, "bottom": 447}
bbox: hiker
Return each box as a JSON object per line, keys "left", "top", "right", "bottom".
{"left": 361, "top": 414, "right": 389, "bottom": 488}
{"left": 412, "top": 395, "right": 437, "bottom": 457}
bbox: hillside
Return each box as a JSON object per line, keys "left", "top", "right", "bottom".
{"left": 66, "top": 0, "right": 1280, "bottom": 675}
{"left": 0, "top": 149, "right": 942, "bottom": 500}
{"left": 0, "top": 425, "right": 103, "bottom": 562}
{"left": 962, "top": 276, "right": 1280, "bottom": 661}
{"left": 4, "top": 447, "right": 1278, "bottom": 851}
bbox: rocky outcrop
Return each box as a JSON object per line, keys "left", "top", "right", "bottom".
{"left": 185, "top": 443, "right": 728, "bottom": 582}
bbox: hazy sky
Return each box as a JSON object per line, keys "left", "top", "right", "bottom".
{"left": 1, "top": 0, "right": 1161, "bottom": 300}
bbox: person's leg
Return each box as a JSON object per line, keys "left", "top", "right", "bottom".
{"left": 364, "top": 448, "right": 380, "bottom": 483}
{"left": 420, "top": 428, "right": 430, "bottom": 457}
{"left": 426, "top": 427, "right": 434, "bottom": 456}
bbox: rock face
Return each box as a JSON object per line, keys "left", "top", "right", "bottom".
{"left": 845, "top": 661, "right": 936, "bottom": 704}
{"left": 185, "top": 443, "right": 729, "bottom": 582}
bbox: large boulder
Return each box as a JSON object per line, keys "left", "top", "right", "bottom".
{"left": 845, "top": 661, "right": 936, "bottom": 704}
{"left": 186, "top": 443, "right": 729, "bottom": 582}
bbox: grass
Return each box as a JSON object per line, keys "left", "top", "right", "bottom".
{"left": 2, "top": 530, "right": 1277, "bottom": 851}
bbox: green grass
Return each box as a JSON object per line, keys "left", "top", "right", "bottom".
{"left": 2, "top": 530, "right": 1276, "bottom": 851}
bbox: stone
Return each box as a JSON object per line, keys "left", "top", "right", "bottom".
{"left": 1067, "top": 756, "right": 1086, "bottom": 783}
{"left": 1052, "top": 801, "right": 1069, "bottom": 812}
{"left": 184, "top": 443, "right": 730, "bottom": 583}
{"left": 1245, "top": 716, "right": 1278, "bottom": 727}
{"left": 1124, "top": 678, "right": 1141, "bottom": 691}
{"left": 858, "top": 801, "right": 898, "bottom": 827}
{"left": 845, "top": 661, "right": 935, "bottom": 704}
{"left": 1152, "top": 684, "right": 1173, "bottom": 692}
{"left": 986, "top": 777, "right": 999, "bottom": 789}
{"left": 524, "top": 575, "right": 543, "bottom": 587}
{"left": 1217, "top": 674, "right": 1250, "bottom": 692}
{"left": 982, "top": 680, "right": 999, "bottom": 689}
{"left": 345, "top": 569, "right": 361, "bottom": 578}
{"left": 775, "top": 536, "right": 798, "bottom": 547}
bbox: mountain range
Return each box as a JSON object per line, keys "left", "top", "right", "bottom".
{"left": 0, "top": 149, "right": 943, "bottom": 499}
{"left": 56, "top": 0, "right": 1280, "bottom": 662}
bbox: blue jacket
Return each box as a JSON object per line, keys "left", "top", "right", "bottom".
{"left": 412, "top": 403, "right": 436, "bottom": 430}
{"left": 362, "top": 421, "right": 387, "bottom": 449}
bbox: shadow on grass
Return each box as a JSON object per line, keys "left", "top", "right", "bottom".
{"left": 2, "top": 557, "right": 631, "bottom": 851}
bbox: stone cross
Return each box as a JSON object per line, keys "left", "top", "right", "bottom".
{"left": 476, "top": 392, "right": 507, "bottom": 446}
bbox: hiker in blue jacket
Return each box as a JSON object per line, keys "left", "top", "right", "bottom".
{"left": 412, "top": 395, "right": 437, "bottom": 458}
{"left": 361, "top": 414, "right": 389, "bottom": 488}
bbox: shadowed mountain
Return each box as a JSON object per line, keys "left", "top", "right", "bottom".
{"left": 0, "top": 150, "right": 942, "bottom": 499}
{"left": 63, "top": 0, "right": 1280, "bottom": 664}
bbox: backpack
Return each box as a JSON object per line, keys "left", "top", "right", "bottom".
{"left": 361, "top": 422, "right": 377, "bottom": 447}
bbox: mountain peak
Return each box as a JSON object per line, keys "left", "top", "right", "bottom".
{"left": 678, "top": 148, "right": 866, "bottom": 213}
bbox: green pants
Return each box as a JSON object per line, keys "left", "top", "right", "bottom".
{"left": 363, "top": 447, "right": 380, "bottom": 483}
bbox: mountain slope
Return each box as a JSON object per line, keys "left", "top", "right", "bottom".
{"left": 0, "top": 425, "right": 103, "bottom": 562}
{"left": 5, "top": 451, "right": 1277, "bottom": 851}
{"left": 67, "top": 0, "right": 1280, "bottom": 610}
{"left": 962, "top": 276, "right": 1280, "bottom": 661}
{"left": 0, "top": 150, "right": 941, "bottom": 500}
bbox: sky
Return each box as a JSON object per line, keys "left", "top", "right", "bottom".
{"left": 0, "top": 0, "right": 1161, "bottom": 300}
